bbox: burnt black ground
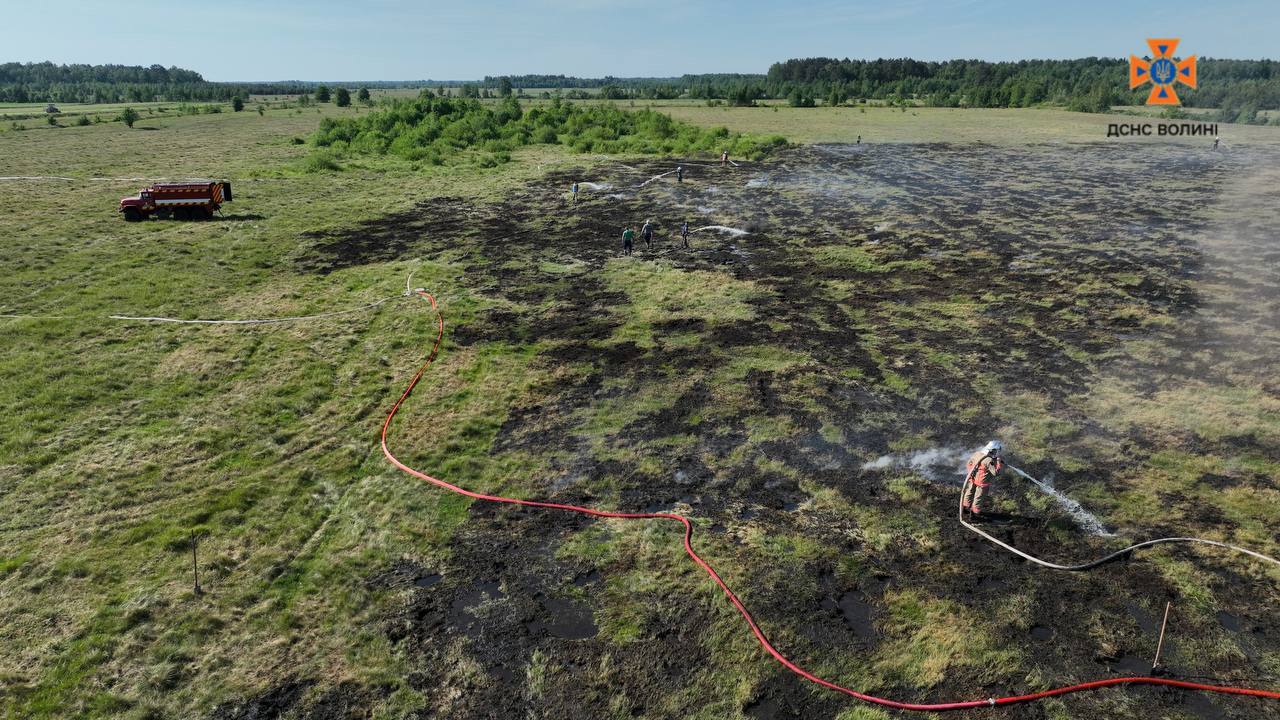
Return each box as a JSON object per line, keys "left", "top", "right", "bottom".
{"left": 224, "top": 143, "right": 1280, "bottom": 720}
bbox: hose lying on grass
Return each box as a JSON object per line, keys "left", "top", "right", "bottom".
{"left": 108, "top": 296, "right": 401, "bottom": 325}
{"left": 382, "top": 289, "right": 1280, "bottom": 713}
{"left": 961, "top": 464, "right": 1280, "bottom": 572}
{"left": 2, "top": 295, "right": 405, "bottom": 325}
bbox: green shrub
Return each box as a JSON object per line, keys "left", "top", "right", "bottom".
{"left": 788, "top": 89, "right": 815, "bottom": 108}
{"left": 301, "top": 150, "right": 342, "bottom": 173}
{"left": 312, "top": 96, "right": 787, "bottom": 166}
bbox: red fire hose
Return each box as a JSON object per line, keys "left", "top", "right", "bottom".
{"left": 381, "top": 290, "right": 1280, "bottom": 712}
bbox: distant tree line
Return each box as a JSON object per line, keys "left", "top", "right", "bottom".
{"left": 489, "top": 60, "right": 1280, "bottom": 120}
{"left": 484, "top": 73, "right": 767, "bottom": 103}
{"left": 0, "top": 62, "right": 314, "bottom": 103}
{"left": 7, "top": 59, "right": 1277, "bottom": 123}
{"left": 765, "top": 57, "right": 1280, "bottom": 120}
{"left": 483, "top": 74, "right": 680, "bottom": 89}
{"left": 0, "top": 62, "right": 433, "bottom": 104}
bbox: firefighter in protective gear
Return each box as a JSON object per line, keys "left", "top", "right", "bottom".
{"left": 961, "top": 441, "right": 1004, "bottom": 516}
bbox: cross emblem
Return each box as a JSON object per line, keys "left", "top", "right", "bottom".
{"left": 1130, "top": 38, "right": 1197, "bottom": 106}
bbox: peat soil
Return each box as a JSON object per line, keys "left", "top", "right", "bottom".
{"left": 233, "top": 143, "right": 1280, "bottom": 719}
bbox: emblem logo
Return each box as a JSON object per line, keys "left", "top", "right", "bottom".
{"left": 1130, "top": 38, "right": 1197, "bottom": 106}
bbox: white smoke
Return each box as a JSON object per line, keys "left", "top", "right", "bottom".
{"left": 860, "top": 445, "right": 970, "bottom": 480}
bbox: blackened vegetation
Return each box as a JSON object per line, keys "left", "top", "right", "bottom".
{"left": 289, "top": 144, "right": 1278, "bottom": 719}
{"left": 298, "top": 196, "right": 483, "bottom": 275}
{"left": 209, "top": 679, "right": 384, "bottom": 720}
{"left": 208, "top": 680, "right": 313, "bottom": 720}
{"left": 382, "top": 506, "right": 743, "bottom": 719}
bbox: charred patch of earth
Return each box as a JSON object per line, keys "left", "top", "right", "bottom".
{"left": 741, "top": 671, "right": 843, "bottom": 719}
{"left": 380, "top": 500, "right": 736, "bottom": 719}
{"left": 207, "top": 679, "right": 314, "bottom": 720}
{"left": 318, "top": 144, "right": 1280, "bottom": 717}
{"left": 301, "top": 682, "right": 385, "bottom": 720}
{"left": 295, "top": 196, "right": 479, "bottom": 275}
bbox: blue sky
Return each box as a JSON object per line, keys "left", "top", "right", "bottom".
{"left": 5, "top": 0, "right": 1277, "bottom": 81}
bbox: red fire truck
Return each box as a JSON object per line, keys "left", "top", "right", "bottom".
{"left": 119, "top": 180, "right": 232, "bottom": 221}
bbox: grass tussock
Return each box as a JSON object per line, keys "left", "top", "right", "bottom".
{"left": 874, "top": 589, "right": 1023, "bottom": 688}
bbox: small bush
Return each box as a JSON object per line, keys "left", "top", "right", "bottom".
{"left": 788, "top": 90, "right": 815, "bottom": 108}
{"left": 232, "top": 96, "right": 244, "bottom": 112}
{"left": 76, "top": 115, "right": 91, "bottom": 126}
{"left": 302, "top": 150, "right": 342, "bottom": 173}
{"left": 119, "top": 107, "right": 139, "bottom": 127}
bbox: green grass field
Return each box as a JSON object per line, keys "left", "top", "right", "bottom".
{"left": 0, "top": 104, "right": 585, "bottom": 719}
{"left": 639, "top": 102, "right": 1280, "bottom": 144}
{"left": 2, "top": 101, "right": 1279, "bottom": 719}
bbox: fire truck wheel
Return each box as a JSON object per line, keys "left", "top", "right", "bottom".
{"left": 123, "top": 207, "right": 142, "bottom": 222}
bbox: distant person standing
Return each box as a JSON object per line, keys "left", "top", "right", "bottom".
{"left": 1213, "top": 136, "right": 1221, "bottom": 151}
{"left": 571, "top": 181, "right": 579, "bottom": 203}
{"left": 676, "top": 166, "right": 684, "bottom": 182}
{"left": 622, "top": 226, "right": 634, "bottom": 256}
{"left": 721, "top": 150, "right": 729, "bottom": 166}
{"left": 641, "top": 220, "right": 654, "bottom": 250}
{"left": 680, "top": 220, "right": 690, "bottom": 249}
{"left": 857, "top": 135, "right": 862, "bottom": 144}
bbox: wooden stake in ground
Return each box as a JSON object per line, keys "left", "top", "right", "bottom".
{"left": 192, "top": 530, "right": 202, "bottom": 596}
{"left": 1152, "top": 601, "right": 1172, "bottom": 672}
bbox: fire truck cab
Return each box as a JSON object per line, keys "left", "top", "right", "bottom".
{"left": 120, "top": 180, "right": 232, "bottom": 221}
